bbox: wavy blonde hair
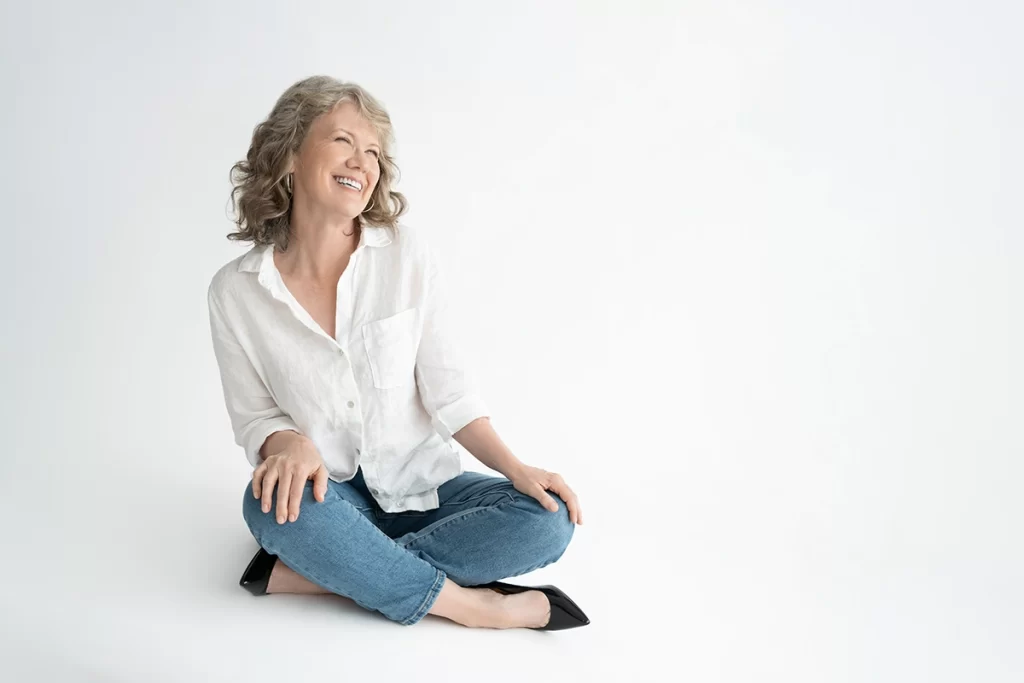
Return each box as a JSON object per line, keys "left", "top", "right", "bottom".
{"left": 226, "top": 75, "right": 408, "bottom": 250}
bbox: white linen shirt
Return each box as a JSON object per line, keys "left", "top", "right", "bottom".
{"left": 207, "top": 223, "right": 490, "bottom": 513}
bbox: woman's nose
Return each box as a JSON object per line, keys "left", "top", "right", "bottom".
{"left": 348, "top": 148, "right": 372, "bottom": 167}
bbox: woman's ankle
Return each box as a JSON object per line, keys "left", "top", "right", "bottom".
{"left": 267, "top": 560, "right": 329, "bottom": 595}
{"left": 428, "top": 579, "right": 501, "bottom": 628}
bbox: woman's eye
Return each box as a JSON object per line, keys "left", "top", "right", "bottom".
{"left": 336, "top": 137, "right": 378, "bottom": 158}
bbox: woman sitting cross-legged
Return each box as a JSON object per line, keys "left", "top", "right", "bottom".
{"left": 207, "top": 75, "right": 589, "bottom": 630}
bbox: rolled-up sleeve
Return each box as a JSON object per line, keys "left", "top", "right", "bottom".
{"left": 208, "top": 285, "right": 301, "bottom": 468}
{"left": 414, "top": 247, "right": 490, "bottom": 441}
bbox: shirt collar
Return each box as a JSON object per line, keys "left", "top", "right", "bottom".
{"left": 237, "top": 225, "right": 392, "bottom": 274}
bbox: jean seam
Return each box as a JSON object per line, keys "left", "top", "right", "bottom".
{"left": 398, "top": 498, "right": 519, "bottom": 551}
{"left": 324, "top": 480, "right": 374, "bottom": 511}
{"left": 401, "top": 567, "right": 446, "bottom": 625}
{"left": 439, "top": 490, "right": 515, "bottom": 508}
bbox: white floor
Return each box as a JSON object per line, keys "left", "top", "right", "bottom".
{"left": 2, "top": 447, "right": 1020, "bottom": 682}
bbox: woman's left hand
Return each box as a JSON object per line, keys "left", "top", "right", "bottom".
{"left": 508, "top": 464, "right": 583, "bottom": 525}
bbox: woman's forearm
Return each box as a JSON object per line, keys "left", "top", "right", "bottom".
{"left": 452, "top": 417, "right": 524, "bottom": 479}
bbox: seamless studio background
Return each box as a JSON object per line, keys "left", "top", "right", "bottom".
{"left": 0, "top": 1, "right": 1020, "bottom": 681}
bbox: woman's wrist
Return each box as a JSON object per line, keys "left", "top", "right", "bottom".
{"left": 501, "top": 460, "right": 527, "bottom": 481}
{"left": 259, "top": 429, "right": 310, "bottom": 460}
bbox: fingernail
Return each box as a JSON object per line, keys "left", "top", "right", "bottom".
{"left": 289, "top": 514, "right": 296, "bottom": 522}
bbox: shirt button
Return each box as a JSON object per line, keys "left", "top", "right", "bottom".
{"left": 347, "top": 400, "right": 355, "bottom": 408}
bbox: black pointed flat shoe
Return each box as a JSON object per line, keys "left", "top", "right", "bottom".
{"left": 239, "top": 547, "right": 278, "bottom": 596}
{"left": 478, "top": 580, "right": 591, "bottom": 630}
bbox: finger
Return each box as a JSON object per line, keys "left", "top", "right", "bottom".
{"left": 533, "top": 482, "right": 559, "bottom": 513}
{"left": 260, "top": 468, "right": 279, "bottom": 514}
{"left": 565, "top": 493, "right": 581, "bottom": 528}
{"left": 548, "top": 477, "right": 579, "bottom": 523}
{"left": 252, "top": 464, "right": 266, "bottom": 499}
{"left": 288, "top": 470, "right": 305, "bottom": 522}
{"left": 313, "top": 466, "right": 328, "bottom": 502}
{"left": 564, "top": 494, "right": 580, "bottom": 524}
{"left": 277, "top": 469, "right": 293, "bottom": 524}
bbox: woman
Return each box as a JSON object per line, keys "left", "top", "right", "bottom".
{"left": 207, "top": 75, "right": 589, "bottom": 630}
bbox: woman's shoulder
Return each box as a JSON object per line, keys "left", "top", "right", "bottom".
{"left": 207, "top": 244, "right": 263, "bottom": 309}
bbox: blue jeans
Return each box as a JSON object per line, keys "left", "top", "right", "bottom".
{"left": 241, "top": 466, "right": 575, "bottom": 625}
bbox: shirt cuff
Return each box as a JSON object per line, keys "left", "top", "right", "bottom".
{"left": 432, "top": 394, "right": 490, "bottom": 441}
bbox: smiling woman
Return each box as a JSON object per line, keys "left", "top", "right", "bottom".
{"left": 209, "top": 75, "right": 588, "bottom": 632}
{"left": 226, "top": 76, "right": 407, "bottom": 252}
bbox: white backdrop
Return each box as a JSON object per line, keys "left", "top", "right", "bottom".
{"left": 1, "top": 1, "right": 1020, "bottom": 681}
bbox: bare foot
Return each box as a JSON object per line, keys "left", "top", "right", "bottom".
{"left": 266, "top": 560, "right": 330, "bottom": 595}
{"left": 475, "top": 588, "right": 551, "bottom": 629}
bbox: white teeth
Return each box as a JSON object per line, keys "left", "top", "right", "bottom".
{"left": 334, "top": 176, "right": 361, "bottom": 191}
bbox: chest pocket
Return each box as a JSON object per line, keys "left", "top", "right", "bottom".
{"left": 361, "top": 307, "right": 421, "bottom": 389}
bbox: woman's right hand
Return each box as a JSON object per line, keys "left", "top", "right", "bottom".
{"left": 252, "top": 435, "right": 329, "bottom": 525}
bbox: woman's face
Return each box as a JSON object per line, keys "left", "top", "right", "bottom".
{"left": 289, "top": 100, "right": 381, "bottom": 221}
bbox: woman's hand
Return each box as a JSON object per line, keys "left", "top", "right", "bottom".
{"left": 508, "top": 464, "right": 583, "bottom": 525}
{"left": 252, "top": 437, "right": 329, "bottom": 524}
